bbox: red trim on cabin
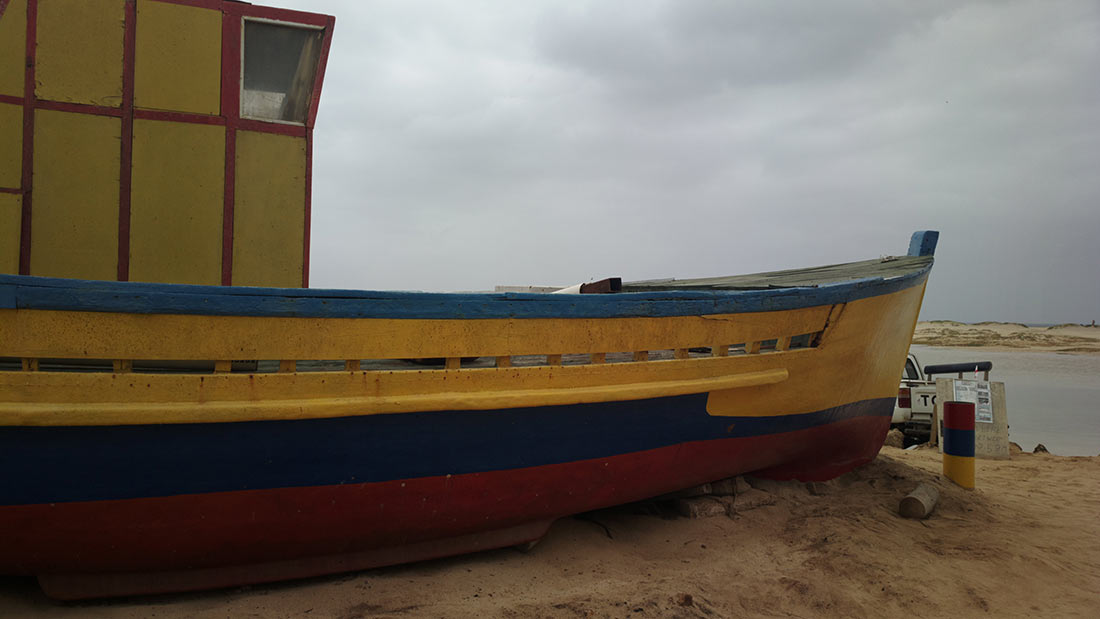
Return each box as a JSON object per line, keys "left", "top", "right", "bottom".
{"left": 0, "top": 93, "right": 21, "bottom": 106}
{"left": 18, "top": 0, "right": 38, "bottom": 275}
{"left": 302, "top": 127, "right": 312, "bottom": 287}
{"left": 34, "top": 100, "right": 124, "bottom": 118}
{"left": 306, "top": 15, "right": 336, "bottom": 128}
{"left": 222, "top": 126, "right": 235, "bottom": 286}
{"left": 235, "top": 118, "right": 307, "bottom": 138}
{"left": 224, "top": 1, "right": 331, "bottom": 28}
{"left": 0, "top": 187, "right": 21, "bottom": 194}
{"left": 148, "top": 0, "right": 224, "bottom": 10}
{"left": 116, "top": 0, "right": 137, "bottom": 281}
{"left": 133, "top": 108, "right": 226, "bottom": 126}
{"left": 219, "top": 8, "right": 241, "bottom": 286}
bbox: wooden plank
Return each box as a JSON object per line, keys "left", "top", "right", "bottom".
{"left": 214, "top": 360, "right": 233, "bottom": 373}
{"left": 712, "top": 344, "right": 729, "bottom": 357}
{"left": 21, "top": 358, "right": 39, "bottom": 372}
{"left": 776, "top": 336, "right": 791, "bottom": 352}
{"left": 674, "top": 348, "right": 689, "bottom": 360}
{"left": 590, "top": 352, "right": 606, "bottom": 364}
{"left": 344, "top": 359, "right": 361, "bottom": 371}
{"left": 444, "top": 357, "right": 461, "bottom": 370}
{"left": 113, "top": 360, "right": 133, "bottom": 373}
{"left": 495, "top": 356, "right": 512, "bottom": 368}
{"left": 746, "top": 341, "right": 761, "bottom": 355}
{"left": 278, "top": 360, "right": 296, "bottom": 373}
{"left": 546, "top": 354, "right": 562, "bottom": 366}
{"left": 632, "top": 350, "right": 649, "bottom": 362}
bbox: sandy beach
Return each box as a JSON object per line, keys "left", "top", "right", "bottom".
{"left": 913, "top": 321, "right": 1100, "bottom": 354}
{"left": 2, "top": 446, "right": 1097, "bottom": 618}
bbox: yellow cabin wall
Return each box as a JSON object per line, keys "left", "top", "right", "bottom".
{"left": 130, "top": 119, "right": 224, "bottom": 285}
{"left": 30, "top": 109, "right": 119, "bottom": 279}
{"left": 7, "top": 0, "right": 314, "bottom": 286}
{"left": 134, "top": 0, "right": 222, "bottom": 115}
{"left": 0, "top": 0, "right": 27, "bottom": 97}
{"left": 35, "top": 0, "right": 125, "bottom": 107}
{"left": 0, "top": 193, "right": 20, "bottom": 274}
{"left": 233, "top": 130, "right": 306, "bottom": 287}
{"left": 0, "top": 103, "right": 21, "bottom": 188}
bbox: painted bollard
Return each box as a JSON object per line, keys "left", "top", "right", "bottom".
{"left": 942, "top": 401, "right": 976, "bottom": 488}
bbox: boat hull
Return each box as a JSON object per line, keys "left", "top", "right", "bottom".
{"left": 5, "top": 398, "right": 891, "bottom": 598}
{"left": 0, "top": 255, "right": 930, "bottom": 598}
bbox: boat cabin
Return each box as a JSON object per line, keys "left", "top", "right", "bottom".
{"left": 0, "top": 0, "right": 334, "bottom": 286}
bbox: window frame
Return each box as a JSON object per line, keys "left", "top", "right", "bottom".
{"left": 238, "top": 16, "right": 326, "bottom": 127}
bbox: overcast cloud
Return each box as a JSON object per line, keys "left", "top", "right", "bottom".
{"left": 278, "top": 0, "right": 1099, "bottom": 323}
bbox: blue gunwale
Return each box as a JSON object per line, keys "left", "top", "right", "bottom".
{"left": 0, "top": 264, "right": 930, "bottom": 320}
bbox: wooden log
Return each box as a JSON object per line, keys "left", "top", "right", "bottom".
{"left": 899, "top": 483, "right": 939, "bottom": 519}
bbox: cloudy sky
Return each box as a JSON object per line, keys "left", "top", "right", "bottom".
{"left": 278, "top": 0, "right": 1098, "bottom": 324}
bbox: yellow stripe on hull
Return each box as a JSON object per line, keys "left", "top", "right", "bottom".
{"left": 0, "top": 283, "right": 926, "bottom": 426}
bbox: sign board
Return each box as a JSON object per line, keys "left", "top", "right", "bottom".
{"left": 953, "top": 380, "right": 994, "bottom": 423}
{"left": 934, "top": 378, "right": 1010, "bottom": 460}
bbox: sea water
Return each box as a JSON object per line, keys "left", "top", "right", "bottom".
{"left": 910, "top": 345, "right": 1100, "bottom": 456}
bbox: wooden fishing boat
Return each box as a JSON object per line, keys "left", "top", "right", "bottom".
{"left": 0, "top": 0, "right": 939, "bottom": 600}
{"left": 0, "top": 231, "right": 937, "bottom": 598}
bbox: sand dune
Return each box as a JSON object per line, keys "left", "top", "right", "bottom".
{"left": 913, "top": 321, "right": 1100, "bottom": 354}
{"left": 2, "top": 447, "right": 1097, "bottom": 618}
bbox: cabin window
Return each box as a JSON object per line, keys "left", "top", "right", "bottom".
{"left": 241, "top": 19, "right": 324, "bottom": 124}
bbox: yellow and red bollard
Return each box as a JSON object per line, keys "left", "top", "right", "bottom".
{"left": 942, "top": 401, "right": 975, "bottom": 488}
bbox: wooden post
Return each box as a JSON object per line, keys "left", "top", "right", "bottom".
{"left": 943, "top": 401, "right": 976, "bottom": 489}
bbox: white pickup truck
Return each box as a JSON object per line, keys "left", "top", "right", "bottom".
{"left": 892, "top": 353, "right": 993, "bottom": 441}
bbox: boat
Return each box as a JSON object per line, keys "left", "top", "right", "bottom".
{"left": 0, "top": 231, "right": 937, "bottom": 598}
{"left": 0, "top": 0, "right": 938, "bottom": 600}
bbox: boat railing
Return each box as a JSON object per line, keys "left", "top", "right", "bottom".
{"left": 0, "top": 304, "right": 840, "bottom": 376}
{"left": 0, "top": 330, "right": 826, "bottom": 375}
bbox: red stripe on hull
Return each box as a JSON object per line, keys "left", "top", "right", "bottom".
{"left": 1, "top": 416, "right": 889, "bottom": 598}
